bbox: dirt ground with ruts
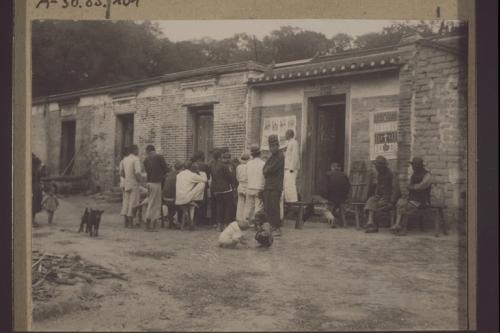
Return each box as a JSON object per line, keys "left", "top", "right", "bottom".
{"left": 31, "top": 195, "right": 468, "bottom": 331}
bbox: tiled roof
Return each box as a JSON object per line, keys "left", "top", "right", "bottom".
{"left": 248, "top": 50, "right": 403, "bottom": 85}
{"left": 33, "top": 61, "right": 268, "bottom": 104}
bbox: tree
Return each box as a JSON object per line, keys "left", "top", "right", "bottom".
{"left": 32, "top": 20, "right": 164, "bottom": 97}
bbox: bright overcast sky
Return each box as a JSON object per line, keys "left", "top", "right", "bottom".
{"left": 154, "top": 19, "right": 401, "bottom": 41}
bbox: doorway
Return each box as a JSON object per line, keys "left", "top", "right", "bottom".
{"left": 314, "top": 104, "right": 346, "bottom": 195}
{"left": 192, "top": 105, "right": 214, "bottom": 160}
{"left": 303, "top": 94, "right": 347, "bottom": 199}
{"left": 116, "top": 113, "right": 134, "bottom": 160}
{"left": 60, "top": 120, "right": 76, "bottom": 175}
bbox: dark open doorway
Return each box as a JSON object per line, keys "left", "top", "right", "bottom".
{"left": 303, "top": 94, "right": 347, "bottom": 199}
{"left": 60, "top": 120, "right": 76, "bottom": 175}
{"left": 191, "top": 105, "right": 214, "bottom": 161}
{"left": 116, "top": 113, "right": 134, "bottom": 160}
{"left": 314, "top": 104, "right": 346, "bottom": 195}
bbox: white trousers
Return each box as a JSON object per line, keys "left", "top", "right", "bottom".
{"left": 244, "top": 189, "right": 264, "bottom": 222}
{"left": 283, "top": 169, "right": 298, "bottom": 202}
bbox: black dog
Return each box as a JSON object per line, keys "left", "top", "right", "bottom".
{"left": 78, "top": 208, "right": 104, "bottom": 237}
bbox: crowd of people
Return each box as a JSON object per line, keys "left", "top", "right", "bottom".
{"left": 118, "top": 131, "right": 297, "bottom": 243}
{"left": 31, "top": 129, "right": 437, "bottom": 241}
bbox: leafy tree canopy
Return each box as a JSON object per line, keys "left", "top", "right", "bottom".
{"left": 32, "top": 20, "right": 465, "bottom": 97}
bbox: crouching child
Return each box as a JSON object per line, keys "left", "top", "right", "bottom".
{"left": 254, "top": 210, "right": 274, "bottom": 247}
{"left": 218, "top": 220, "right": 250, "bottom": 248}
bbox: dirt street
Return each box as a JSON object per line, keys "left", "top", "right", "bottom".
{"left": 31, "top": 195, "right": 467, "bottom": 331}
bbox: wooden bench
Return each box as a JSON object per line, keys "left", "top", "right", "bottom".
{"left": 390, "top": 187, "right": 448, "bottom": 237}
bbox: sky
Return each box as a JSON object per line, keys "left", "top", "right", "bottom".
{"left": 154, "top": 19, "right": 400, "bottom": 41}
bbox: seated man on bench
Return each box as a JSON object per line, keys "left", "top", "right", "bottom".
{"left": 324, "top": 162, "right": 350, "bottom": 227}
{"left": 391, "top": 157, "right": 432, "bottom": 236}
{"left": 364, "top": 156, "right": 396, "bottom": 233}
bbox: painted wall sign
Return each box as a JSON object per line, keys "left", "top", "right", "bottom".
{"left": 261, "top": 115, "right": 297, "bottom": 150}
{"left": 370, "top": 109, "right": 398, "bottom": 160}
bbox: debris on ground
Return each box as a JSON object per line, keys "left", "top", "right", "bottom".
{"left": 32, "top": 250, "right": 127, "bottom": 302}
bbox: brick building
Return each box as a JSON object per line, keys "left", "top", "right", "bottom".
{"left": 31, "top": 33, "right": 467, "bottom": 221}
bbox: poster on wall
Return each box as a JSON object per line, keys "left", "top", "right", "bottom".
{"left": 261, "top": 115, "right": 297, "bottom": 150}
{"left": 370, "top": 109, "right": 398, "bottom": 160}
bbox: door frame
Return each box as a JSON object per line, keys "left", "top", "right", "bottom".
{"left": 301, "top": 88, "right": 351, "bottom": 200}
{"left": 190, "top": 105, "right": 214, "bottom": 158}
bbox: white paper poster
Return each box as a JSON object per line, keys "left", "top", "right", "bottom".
{"left": 261, "top": 115, "right": 297, "bottom": 150}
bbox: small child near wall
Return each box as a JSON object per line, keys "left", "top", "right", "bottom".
{"left": 42, "top": 183, "right": 59, "bottom": 224}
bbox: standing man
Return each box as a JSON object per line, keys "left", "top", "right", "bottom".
{"left": 245, "top": 144, "right": 265, "bottom": 224}
{"left": 284, "top": 129, "right": 300, "bottom": 203}
{"left": 211, "top": 150, "right": 237, "bottom": 231}
{"left": 263, "top": 134, "right": 285, "bottom": 236}
{"left": 120, "top": 144, "right": 142, "bottom": 228}
{"left": 364, "top": 155, "right": 396, "bottom": 233}
{"left": 143, "top": 145, "right": 168, "bottom": 232}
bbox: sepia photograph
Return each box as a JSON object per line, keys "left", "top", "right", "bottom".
{"left": 29, "top": 18, "right": 470, "bottom": 331}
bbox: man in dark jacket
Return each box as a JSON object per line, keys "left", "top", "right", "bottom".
{"left": 263, "top": 135, "right": 285, "bottom": 236}
{"left": 143, "top": 145, "right": 168, "bottom": 231}
{"left": 324, "top": 162, "right": 351, "bottom": 222}
{"left": 163, "top": 161, "right": 184, "bottom": 229}
{"left": 364, "top": 155, "right": 396, "bottom": 233}
{"left": 391, "top": 157, "right": 434, "bottom": 236}
{"left": 211, "top": 150, "right": 237, "bottom": 231}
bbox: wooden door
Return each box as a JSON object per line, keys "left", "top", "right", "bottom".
{"left": 314, "top": 105, "right": 345, "bottom": 195}
{"left": 60, "top": 121, "right": 76, "bottom": 175}
{"left": 195, "top": 113, "right": 214, "bottom": 160}
{"left": 121, "top": 114, "right": 134, "bottom": 155}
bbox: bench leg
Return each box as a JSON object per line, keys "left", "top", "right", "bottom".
{"left": 340, "top": 205, "right": 346, "bottom": 227}
{"left": 439, "top": 208, "right": 447, "bottom": 235}
{"left": 295, "top": 205, "right": 304, "bottom": 229}
{"left": 355, "top": 206, "right": 360, "bottom": 230}
{"left": 434, "top": 208, "right": 440, "bottom": 237}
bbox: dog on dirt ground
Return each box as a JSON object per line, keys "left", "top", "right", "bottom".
{"left": 78, "top": 208, "right": 104, "bottom": 237}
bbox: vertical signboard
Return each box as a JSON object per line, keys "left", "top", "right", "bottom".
{"left": 370, "top": 109, "right": 398, "bottom": 160}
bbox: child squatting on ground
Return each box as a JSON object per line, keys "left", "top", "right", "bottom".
{"left": 42, "top": 183, "right": 59, "bottom": 224}
{"left": 218, "top": 220, "right": 250, "bottom": 248}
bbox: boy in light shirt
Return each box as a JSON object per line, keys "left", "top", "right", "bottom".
{"left": 218, "top": 220, "right": 250, "bottom": 248}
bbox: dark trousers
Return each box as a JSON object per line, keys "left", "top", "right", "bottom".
{"left": 194, "top": 199, "right": 208, "bottom": 225}
{"left": 263, "top": 189, "right": 282, "bottom": 229}
{"left": 210, "top": 192, "right": 217, "bottom": 225}
{"left": 215, "top": 192, "right": 235, "bottom": 227}
{"left": 166, "top": 202, "right": 182, "bottom": 225}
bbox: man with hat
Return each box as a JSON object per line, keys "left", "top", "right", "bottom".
{"left": 364, "top": 155, "right": 397, "bottom": 233}
{"left": 245, "top": 144, "right": 266, "bottom": 223}
{"left": 390, "top": 157, "right": 433, "bottom": 235}
{"left": 263, "top": 134, "right": 285, "bottom": 236}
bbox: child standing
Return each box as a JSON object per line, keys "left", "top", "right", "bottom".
{"left": 42, "top": 183, "right": 59, "bottom": 224}
{"left": 236, "top": 153, "right": 249, "bottom": 222}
